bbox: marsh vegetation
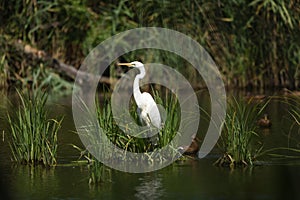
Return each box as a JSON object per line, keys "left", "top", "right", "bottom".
{"left": 0, "top": 0, "right": 299, "bottom": 90}
{"left": 7, "top": 89, "right": 63, "bottom": 166}
{"left": 215, "top": 97, "right": 269, "bottom": 167}
{"left": 0, "top": 0, "right": 300, "bottom": 198}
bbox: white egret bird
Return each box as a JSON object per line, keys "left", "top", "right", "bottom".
{"left": 117, "top": 61, "right": 162, "bottom": 130}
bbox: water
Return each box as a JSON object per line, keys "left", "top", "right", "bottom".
{"left": 1, "top": 91, "right": 300, "bottom": 199}
{"left": 2, "top": 160, "right": 300, "bottom": 199}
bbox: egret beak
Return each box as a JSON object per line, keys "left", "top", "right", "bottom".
{"left": 117, "top": 63, "right": 133, "bottom": 67}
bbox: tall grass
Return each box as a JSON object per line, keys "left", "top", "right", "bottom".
{"left": 288, "top": 95, "right": 300, "bottom": 130}
{"left": 88, "top": 159, "right": 111, "bottom": 185}
{"left": 96, "top": 91, "right": 180, "bottom": 153}
{"left": 7, "top": 89, "right": 63, "bottom": 166}
{"left": 1, "top": 0, "right": 300, "bottom": 90}
{"left": 73, "top": 144, "right": 112, "bottom": 185}
{"left": 0, "top": 54, "right": 9, "bottom": 89}
{"left": 156, "top": 91, "right": 180, "bottom": 148}
{"left": 215, "top": 97, "right": 269, "bottom": 167}
{"left": 283, "top": 93, "right": 300, "bottom": 150}
{"left": 74, "top": 89, "right": 180, "bottom": 184}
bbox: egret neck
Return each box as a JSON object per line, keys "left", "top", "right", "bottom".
{"left": 133, "top": 66, "right": 145, "bottom": 107}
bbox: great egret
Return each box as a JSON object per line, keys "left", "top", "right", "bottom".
{"left": 117, "top": 61, "right": 162, "bottom": 130}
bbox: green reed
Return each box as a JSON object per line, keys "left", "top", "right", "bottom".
{"left": 74, "top": 89, "right": 180, "bottom": 184}
{"left": 156, "top": 91, "right": 180, "bottom": 149}
{"left": 288, "top": 95, "right": 300, "bottom": 129}
{"left": 95, "top": 91, "right": 180, "bottom": 153}
{"left": 2, "top": 0, "right": 300, "bottom": 90}
{"left": 88, "top": 157, "right": 112, "bottom": 185}
{"left": 7, "top": 89, "right": 63, "bottom": 166}
{"left": 216, "top": 97, "right": 268, "bottom": 167}
{"left": 73, "top": 95, "right": 115, "bottom": 185}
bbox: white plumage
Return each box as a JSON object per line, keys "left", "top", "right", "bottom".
{"left": 118, "top": 61, "right": 161, "bottom": 129}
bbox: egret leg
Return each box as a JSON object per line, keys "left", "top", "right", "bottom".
{"left": 147, "top": 125, "right": 159, "bottom": 149}
{"left": 136, "top": 107, "right": 144, "bottom": 126}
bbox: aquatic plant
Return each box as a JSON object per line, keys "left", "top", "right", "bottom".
{"left": 215, "top": 97, "right": 268, "bottom": 167}
{"left": 277, "top": 93, "right": 300, "bottom": 154}
{"left": 96, "top": 90, "right": 180, "bottom": 153}
{"left": 7, "top": 89, "right": 63, "bottom": 166}
{"left": 288, "top": 94, "right": 300, "bottom": 131}
{"left": 72, "top": 94, "right": 117, "bottom": 185}
{"left": 72, "top": 88, "right": 181, "bottom": 184}
{"left": 156, "top": 91, "right": 180, "bottom": 149}
{"left": 87, "top": 157, "right": 112, "bottom": 185}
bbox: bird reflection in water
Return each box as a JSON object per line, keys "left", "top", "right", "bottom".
{"left": 134, "top": 175, "right": 165, "bottom": 200}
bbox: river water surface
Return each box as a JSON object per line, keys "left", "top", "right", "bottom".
{"left": 1, "top": 91, "right": 300, "bottom": 199}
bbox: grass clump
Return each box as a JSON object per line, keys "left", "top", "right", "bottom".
{"left": 156, "top": 92, "right": 180, "bottom": 149}
{"left": 74, "top": 90, "right": 180, "bottom": 184}
{"left": 7, "top": 89, "right": 63, "bottom": 166}
{"left": 88, "top": 157, "right": 112, "bottom": 186}
{"left": 96, "top": 91, "right": 180, "bottom": 154}
{"left": 72, "top": 136, "right": 112, "bottom": 186}
{"left": 215, "top": 97, "right": 268, "bottom": 167}
{"left": 288, "top": 94, "right": 300, "bottom": 130}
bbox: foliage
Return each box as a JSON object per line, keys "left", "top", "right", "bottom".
{"left": 1, "top": 0, "right": 300, "bottom": 89}
{"left": 72, "top": 88, "right": 180, "bottom": 184}
{"left": 88, "top": 158, "right": 112, "bottom": 185}
{"left": 7, "top": 89, "right": 63, "bottom": 166}
{"left": 216, "top": 97, "right": 269, "bottom": 167}
{"left": 96, "top": 91, "right": 180, "bottom": 153}
{"left": 280, "top": 92, "right": 300, "bottom": 142}
{"left": 288, "top": 95, "right": 300, "bottom": 129}
{"left": 156, "top": 91, "right": 181, "bottom": 148}
{"left": 0, "top": 35, "right": 73, "bottom": 94}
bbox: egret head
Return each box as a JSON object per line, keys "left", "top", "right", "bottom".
{"left": 117, "top": 61, "right": 144, "bottom": 69}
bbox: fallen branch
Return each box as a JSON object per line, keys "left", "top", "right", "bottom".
{"left": 15, "top": 40, "right": 117, "bottom": 86}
